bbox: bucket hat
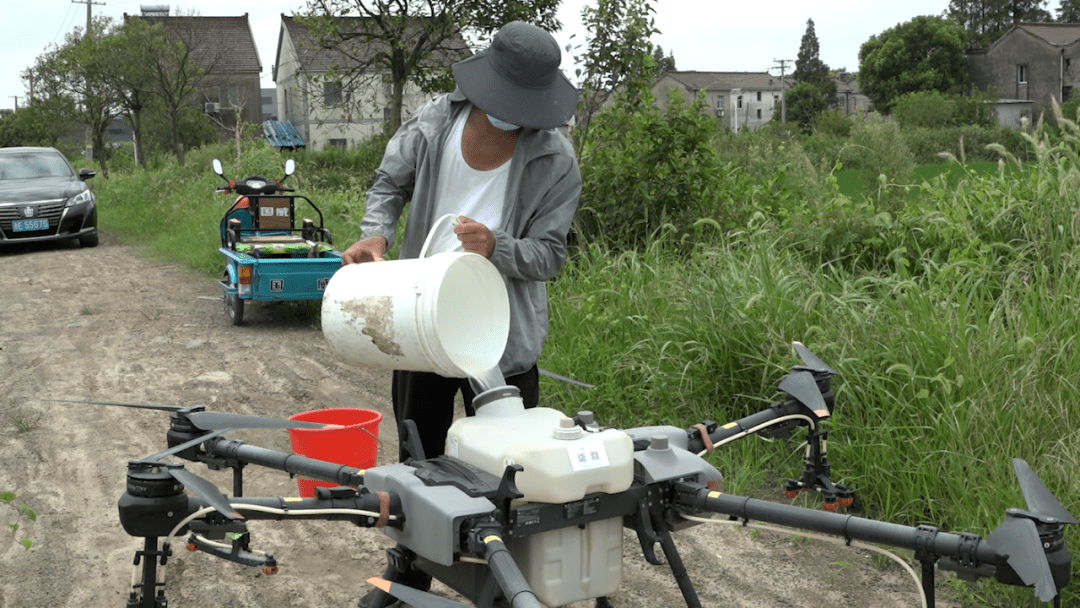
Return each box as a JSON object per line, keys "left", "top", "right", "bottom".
{"left": 452, "top": 21, "right": 578, "bottom": 130}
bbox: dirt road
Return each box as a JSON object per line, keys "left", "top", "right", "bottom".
{"left": 0, "top": 232, "right": 935, "bottom": 608}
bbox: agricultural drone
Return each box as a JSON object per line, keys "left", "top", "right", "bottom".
{"left": 66, "top": 342, "right": 1075, "bottom": 608}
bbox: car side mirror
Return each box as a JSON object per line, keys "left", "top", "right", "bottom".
{"left": 78, "top": 168, "right": 96, "bottom": 181}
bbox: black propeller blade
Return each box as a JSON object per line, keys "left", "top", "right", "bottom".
{"left": 792, "top": 341, "right": 838, "bottom": 376}
{"left": 984, "top": 458, "right": 1076, "bottom": 602}
{"left": 167, "top": 465, "right": 244, "bottom": 520}
{"left": 778, "top": 371, "right": 830, "bottom": 419}
{"left": 138, "top": 428, "right": 231, "bottom": 463}
{"left": 49, "top": 398, "right": 184, "bottom": 412}
{"left": 367, "top": 577, "right": 472, "bottom": 608}
{"left": 185, "top": 411, "right": 326, "bottom": 431}
{"left": 52, "top": 398, "right": 330, "bottom": 431}
{"left": 1014, "top": 458, "right": 1077, "bottom": 524}
{"left": 987, "top": 512, "right": 1056, "bottom": 601}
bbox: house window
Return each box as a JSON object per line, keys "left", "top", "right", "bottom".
{"left": 774, "top": 95, "right": 780, "bottom": 102}
{"left": 1018, "top": 64, "right": 1028, "bottom": 84}
{"left": 383, "top": 107, "right": 391, "bottom": 122}
{"left": 324, "top": 81, "right": 343, "bottom": 105}
{"left": 328, "top": 138, "right": 347, "bottom": 149}
{"left": 756, "top": 91, "right": 762, "bottom": 102}
{"left": 737, "top": 95, "right": 743, "bottom": 109}
{"left": 757, "top": 109, "right": 762, "bottom": 119}
{"left": 716, "top": 96, "right": 724, "bottom": 110}
{"left": 219, "top": 84, "right": 239, "bottom": 108}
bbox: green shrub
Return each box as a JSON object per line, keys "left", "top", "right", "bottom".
{"left": 576, "top": 88, "right": 730, "bottom": 247}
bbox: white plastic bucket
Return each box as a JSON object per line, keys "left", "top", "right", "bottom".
{"left": 321, "top": 251, "right": 510, "bottom": 378}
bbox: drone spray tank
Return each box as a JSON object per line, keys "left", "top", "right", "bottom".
{"left": 445, "top": 385, "right": 634, "bottom": 607}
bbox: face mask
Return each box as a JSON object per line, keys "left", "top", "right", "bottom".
{"left": 486, "top": 114, "right": 521, "bottom": 131}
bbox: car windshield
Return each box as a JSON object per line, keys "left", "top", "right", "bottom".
{"left": 0, "top": 152, "right": 74, "bottom": 180}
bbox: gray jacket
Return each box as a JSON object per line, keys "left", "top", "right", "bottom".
{"left": 360, "top": 90, "right": 582, "bottom": 377}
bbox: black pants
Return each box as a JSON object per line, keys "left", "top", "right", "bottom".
{"left": 391, "top": 366, "right": 539, "bottom": 462}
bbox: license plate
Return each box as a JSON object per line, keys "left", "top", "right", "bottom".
{"left": 12, "top": 219, "right": 49, "bottom": 232}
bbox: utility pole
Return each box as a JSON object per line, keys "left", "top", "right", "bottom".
{"left": 72, "top": 0, "right": 105, "bottom": 37}
{"left": 9, "top": 96, "right": 18, "bottom": 111}
{"left": 71, "top": 0, "right": 105, "bottom": 162}
{"left": 773, "top": 58, "right": 792, "bottom": 123}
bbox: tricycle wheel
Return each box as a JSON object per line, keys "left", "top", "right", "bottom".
{"left": 225, "top": 292, "right": 244, "bottom": 326}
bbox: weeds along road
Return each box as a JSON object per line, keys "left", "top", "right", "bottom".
{"left": 0, "top": 232, "right": 935, "bottom": 608}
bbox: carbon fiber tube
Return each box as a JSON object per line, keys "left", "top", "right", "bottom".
{"left": 681, "top": 483, "right": 1000, "bottom": 566}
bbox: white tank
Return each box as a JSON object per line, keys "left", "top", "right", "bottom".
{"left": 445, "top": 388, "right": 632, "bottom": 607}
{"left": 445, "top": 389, "right": 634, "bottom": 503}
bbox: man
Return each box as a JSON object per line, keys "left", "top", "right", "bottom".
{"left": 342, "top": 21, "right": 580, "bottom": 607}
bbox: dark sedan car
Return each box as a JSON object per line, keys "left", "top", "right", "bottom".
{"left": 0, "top": 146, "right": 98, "bottom": 248}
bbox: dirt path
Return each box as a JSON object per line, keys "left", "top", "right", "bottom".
{"left": 0, "top": 232, "right": 938, "bottom": 608}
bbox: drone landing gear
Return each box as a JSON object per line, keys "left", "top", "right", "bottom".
{"left": 783, "top": 428, "right": 853, "bottom": 511}
{"left": 633, "top": 496, "right": 703, "bottom": 608}
{"left": 126, "top": 537, "right": 169, "bottom": 608}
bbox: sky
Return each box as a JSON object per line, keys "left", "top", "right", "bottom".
{"left": 0, "top": 0, "right": 953, "bottom": 113}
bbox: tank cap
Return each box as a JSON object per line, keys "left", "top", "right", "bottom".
{"left": 553, "top": 416, "right": 583, "bottom": 440}
{"left": 649, "top": 435, "right": 670, "bottom": 451}
{"left": 576, "top": 411, "right": 595, "bottom": 425}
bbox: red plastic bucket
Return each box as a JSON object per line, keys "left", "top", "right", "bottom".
{"left": 286, "top": 408, "right": 382, "bottom": 497}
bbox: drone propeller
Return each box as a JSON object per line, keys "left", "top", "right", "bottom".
{"left": 366, "top": 577, "right": 472, "bottom": 608}
{"left": 792, "top": 341, "right": 838, "bottom": 376}
{"left": 51, "top": 398, "right": 328, "bottom": 431}
{"left": 167, "top": 464, "right": 244, "bottom": 520}
{"left": 777, "top": 371, "right": 830, "bottom": 419}
{"left": 1014, "top": 458, "right": 1077, "bottom": 525}
{"left": 49, "top": 398, "right": 184, "bottom": 412}
{"left": 129, "top": 428, "right": 245, "bottom": 520}
{"left": 985, "top": 459, "right": 1076, "bottom": 602}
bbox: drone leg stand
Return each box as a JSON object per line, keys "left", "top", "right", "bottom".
{"left": 126, "top": 536, "right": 167, "bottom": 608}
{"left": 783, "top": 429, "right": 852, "bottom": 510}
{"left": 654, "top": 520, "right": 702, "bottom": 608}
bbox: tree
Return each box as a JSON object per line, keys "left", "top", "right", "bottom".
{"left": 793, "top": 19, "right": 829, "bottom": 87}
{"left": 652, "top": 45, "right": 676, "bottom": 75}
{"left": 949, "top": 0, "right": 1052, "bottom": 47}
{"left": 31, "top": 17, "right": 122, "bottom": 177}
{"left": 300, "top": 0, "right": 560, "bottom": 135}
{"left": 792, "top": 18, "right": 836, "bottom": 121}
{"left": 1057, "top": 0, "right": 1080, "bottom": 21}
{"left": 0, "top": 99, "right": 78, "bottom": 148}
{"left": 785, "top": 82, "right": 829, "bottom": 132}
{"left": 858, "top": 16, "right": 969, "bottom": 114}
{"left": 568, "top": 0, "right": 661, "bottom": 159}
{"left": 124, "top": 11, "right": 238, "bottom": 165}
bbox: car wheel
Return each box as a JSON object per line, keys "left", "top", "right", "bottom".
{"left": 78, "top": 232, "right": 99, "bottom": 248}
{"left": 225, "top": 292, "right": 244, "bottom": 326}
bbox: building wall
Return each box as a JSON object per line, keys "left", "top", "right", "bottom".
{"left": 651, "top": 75, "right": 781, "bottom": 132}
{"left": 275, "top": 27, "right": 430, "bottom": 150}
{"left": 969, "top": 30, "right": 1080, "bottom": 119}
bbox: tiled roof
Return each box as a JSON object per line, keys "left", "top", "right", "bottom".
{"left": 1016, "top": 22, "right": 1080, "bottom": 46}
{"left": 280, "top": 15, "right": 469, "bottom": 74}
{"left": 125, "top": 15, "right": 262, "bottom": 74}
{"left": 661, "top": 71, "right": 788, "bottom": 91}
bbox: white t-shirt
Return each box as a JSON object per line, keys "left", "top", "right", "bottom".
{"left": 425, "top": 110, "right": 512, "bottom": 255}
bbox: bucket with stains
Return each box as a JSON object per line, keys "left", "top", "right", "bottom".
{"left": 320, "top": 251, "right": 509, "bottom": 378}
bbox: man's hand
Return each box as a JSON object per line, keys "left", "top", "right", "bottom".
{"left": 341, "top": 236, "right": 388, "bottom": 265}
{"left": 455, "top": 216, "right": 496, "bottom": 258}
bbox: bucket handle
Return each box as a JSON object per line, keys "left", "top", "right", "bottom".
{"left": 418, "top": 213, "right": 461, "bottom": 259}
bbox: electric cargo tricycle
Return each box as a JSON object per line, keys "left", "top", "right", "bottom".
{"left": 213, "top": 158, "right": 342, "bottom": 325}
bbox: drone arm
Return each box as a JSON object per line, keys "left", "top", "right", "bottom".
{"left": 684, "top": 399, "right": 810, "bottom": 454}
{"left": 676, "top": 482, "right": 1001, "bottom": 576}
{"left": 205, "top": 436, "right": 367, "bottom": 488}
